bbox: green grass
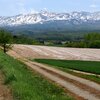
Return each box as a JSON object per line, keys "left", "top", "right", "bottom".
{"left": 34, "top": 59, "right": 100, "bottom": 74}
{"left": 34, "top": 59, "right": 100, "bottom": 84}
{"left": 0, "top": 51, "right": 73, "bottom": 100}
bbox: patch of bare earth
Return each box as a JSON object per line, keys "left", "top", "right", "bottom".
{"left": 0, "top": 71, "right": 13, "bottom": 100}
{"left": 10, "top": 44, "right": 100, "bottom": 61}
{"left": 8, "top": 45, "right": 100, "bottom": 100}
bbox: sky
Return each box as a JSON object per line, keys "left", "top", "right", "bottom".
{"left": 0, "top": 0, "right": 100, "bottom": 16}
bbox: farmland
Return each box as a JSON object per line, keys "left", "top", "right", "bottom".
{"left": 10, "top": 44, "right": 100, "bottom": 61}
{"left": 8, "top": 44, "right": 100, "bottom": 83}
{"left": 34, "top": 59, "right": 100, "bottom": 74}
{"left": 1, "top": 44, "right": 100, "bottom": 100}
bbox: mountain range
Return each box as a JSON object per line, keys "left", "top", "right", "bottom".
{"left": 0, "top": 11, "right": 100, "bottom": 25}
{"left": 0, "top": 11, "right": 100, "bottom": 33}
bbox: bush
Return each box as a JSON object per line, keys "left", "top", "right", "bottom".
{"left": 88, "top": 40, "right": 100, "bottom": 48}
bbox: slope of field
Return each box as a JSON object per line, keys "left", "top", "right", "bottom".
{"left": 11, "top": 44, "right": 100, "bottom": 61}
{"left": 0, "top": 51, "right": 72, "bottom": 100}
{"left": 8, "top": 48, "right": 100, "bottom": 100}
{"left": 34, "top": 59, "right": 100, "bottom": 74}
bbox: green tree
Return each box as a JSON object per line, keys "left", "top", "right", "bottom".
{"left": 88, "top": 40, "right": 100, "bottom": 48}
{"left": 85, "top": 33, "right": 100, "bottom": 41}
{"left": 0, "top": 30, "right": 13, "bottom": 53}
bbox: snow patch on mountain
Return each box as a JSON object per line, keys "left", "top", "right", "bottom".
{"left": 0, "top": 11, "right": 100, "bottom": 26}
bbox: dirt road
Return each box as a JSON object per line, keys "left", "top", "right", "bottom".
{"left": 11, "top": 44, "right": 100, "bottom": 61}
{"left": 8, "top": 45, "right": 100, "bottom": 100}
{"left": 0, "top": 72, "right": 13, "bottom": 100}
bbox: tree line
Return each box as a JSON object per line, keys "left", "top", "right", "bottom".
{"left": 0, "top": 29, "right": 100, "bottom": 54}
{"left": 0, "top": 29, "right": 41, "bottom": 53}
{"left": 66, "top": 33, "right": 100, "bottom": 48}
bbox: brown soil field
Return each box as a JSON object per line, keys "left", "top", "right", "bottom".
{"left": 10, "top": 44, "right": 100, "bottom": 61}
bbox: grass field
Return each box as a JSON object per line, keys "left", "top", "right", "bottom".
{"left": 34, "top": 59, "right": 100, "bottom": 83}
{"left": 0, "top": 51, "right": 73, "bottom": 100}
{"left": 35, "top": 59, "right": 100, "bottom": 74}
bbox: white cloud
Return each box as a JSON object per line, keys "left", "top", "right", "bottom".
{"left": 16, "top": 0, "right": 38, "bottom": 14}
{"left": 90, "top": 4, "right": 98, "bottom": 8}
{"left": 43, "top": 8, "right": 48, "bottom": 11}
{"left": 19, "top": 8, "right": 38, "bottom": 14}
{"left": 30, "top": 9, "right": 38, "bottom": 14}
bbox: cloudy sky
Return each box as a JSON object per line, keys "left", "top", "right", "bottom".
{"left": 0, "top": 0, "right": 100, "bottom": 16}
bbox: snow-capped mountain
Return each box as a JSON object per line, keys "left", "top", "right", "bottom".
{"left": 0, "top": 11, "right": 100, "bottom": 26}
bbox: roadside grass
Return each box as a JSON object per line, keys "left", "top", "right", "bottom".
{"left": 0, "top": 51, "right": 73, "bottom": 100}
{"left": 34, "top": 59, "right": 100, "bottom": 84}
